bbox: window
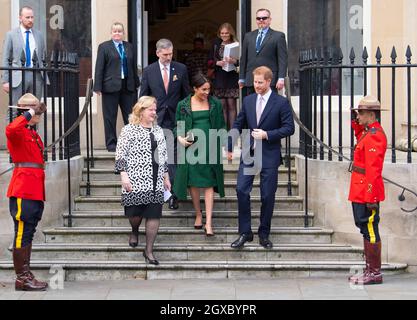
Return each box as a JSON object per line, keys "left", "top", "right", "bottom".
{"left": 288, "top": 0, "right": 364, "bottom": 95}
{"left": 19, "top": 0, "right": 92, "bottom": 95}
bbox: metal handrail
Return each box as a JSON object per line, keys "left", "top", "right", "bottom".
{"left": 285, "top": 77, "right": 417, "bottom": 213}
{"left": 0, "top": 78, "right": 94, "bottom": 177}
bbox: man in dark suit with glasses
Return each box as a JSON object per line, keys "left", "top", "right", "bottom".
{"left": 239, "top": 8, "right": 288, "bottom": 97}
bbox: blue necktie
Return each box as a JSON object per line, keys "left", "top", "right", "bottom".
{"left": 118, "top": 43, "right": 128, "bottom": 77}
{"left": 25, "top": 30, "right": 31, "bottom": 67}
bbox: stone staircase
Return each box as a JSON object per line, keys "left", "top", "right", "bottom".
{"left": 0, "top": 151, "right": 407, "bottom": 281}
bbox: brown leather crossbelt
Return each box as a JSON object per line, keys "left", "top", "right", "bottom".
{"left": 349, "top": 164, "right": 365, "bottom": 175}
{"left": 14, "top": 162, "right": 45, "bottom": 169}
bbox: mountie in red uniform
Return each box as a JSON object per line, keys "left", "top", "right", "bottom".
{"left": 348, "top": 95, "right": 387, "bottom": 286}
{"left": 349, "top": 120, "right": 387, "bottom": 205}
{"left": 6, "top": 114, "right": 45, "bottom": 201}
{"left": 6, "top": 93, "right": 48, "bottom": 292}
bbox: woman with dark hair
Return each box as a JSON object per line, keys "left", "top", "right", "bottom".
{"left": 173, "top": 74, "right": 226, "bottom": 236}
{"left": 208, "top": 22, "right": 239, "bottom": 130}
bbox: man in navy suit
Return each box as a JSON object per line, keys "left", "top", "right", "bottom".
{"left": 140, "top": 38, "right": 190, "bottom": 209}
{"left": 228, "top": 66, "right": 294, "bottom": 249}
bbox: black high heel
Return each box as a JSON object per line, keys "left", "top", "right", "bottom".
{"left": 143, "top": 251, "right": 159, "bottom": 265}
{"left": 194, "top": 210, "right": 203, "bottom": 229}
{"left": 128, "top": 232, "right": 139, "bottom": 247}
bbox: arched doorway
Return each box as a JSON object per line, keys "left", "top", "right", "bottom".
{"left": 129, "top": 0, "right": 251, "bottom": 73}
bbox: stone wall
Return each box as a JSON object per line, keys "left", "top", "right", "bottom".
{"left": 296, "top": 154, "right": 417, "bottom": 273}
{"left": 0, "top": 156, "right": 84, "bottom": 259}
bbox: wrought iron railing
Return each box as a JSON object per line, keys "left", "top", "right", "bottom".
{"left": 296, "top": 45, "right": 417, "bottom": 218}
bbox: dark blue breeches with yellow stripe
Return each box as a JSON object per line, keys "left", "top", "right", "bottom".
{"left": 352, "top": 202, "right": 381, "bottom": 243}
{"left": 9, "top": 197, "right": 44, "bottom": 249}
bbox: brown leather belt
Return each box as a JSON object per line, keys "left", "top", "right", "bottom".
{"left": 351, "top": 165, "right": 365, "bottom": 175}
{"left": 14, "top": 162, "right": 45, "bottom": 169}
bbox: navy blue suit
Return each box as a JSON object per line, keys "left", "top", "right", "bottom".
{"left": 229, "top": 91, "right": 295, "bottom": 238}
{"left": 139, "top": 61, "right": 190, "bottom": 130}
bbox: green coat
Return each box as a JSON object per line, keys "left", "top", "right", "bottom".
{"left": 173, "top": 94, "right": 226, "bottom": 200}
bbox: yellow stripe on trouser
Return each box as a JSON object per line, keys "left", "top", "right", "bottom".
{"left": 15, "top": 198, "right": 24, "bottom": 249}
{"left": 367, "top": 209, "right": 377, "bottom": 244}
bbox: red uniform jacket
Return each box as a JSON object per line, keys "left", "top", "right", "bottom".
{"left": 348, "top": 120, "right": 387, "bottom": 204}
{"left": 5, "top": 115, "right": 45, "bottom": 201}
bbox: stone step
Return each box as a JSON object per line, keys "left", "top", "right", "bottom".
{"left": 0, "top": 260, "right": 407, "bottom": 281}
{"left": 73, "top": 195, "right": 305, "bottom": 211}
{"left": 79, "top": 180, "right": 299, "bottom": 197}
{"left": 83, "top": 155, "right": 296, "bottom": 169}
{"left": 42, "top": 227, "right": 332, "bottom": 244}
{"left": 82, "top": 167, "right": 298, "bottom": 182}
{"left": 25, "top": 243, "right": 363, "bottom": 262}
{"left": 63, "top": 210, "right": 314, "bottom": 228}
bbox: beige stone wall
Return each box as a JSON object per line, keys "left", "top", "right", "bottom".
{"left": 0, "top": 0, "right": 11, "bottom": 149}
{"left": 369, "top": 0, "right": 417, "bottom": 142}
{"left": 297, "top": 155, "right": 417, "bottom": 272}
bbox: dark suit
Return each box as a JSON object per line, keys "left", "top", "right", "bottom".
{"left": 239, "top": 28, "right": 288, "bottom": 94}
{"left": 139, "top": 61, "right": 190, "bottom": 185}
{"left": 140, "top": 61, "right": 190, "bottom": 130}
{"left": 229, "top": 91, "right": 294, "bottom": 238}
{"left": 94, "top": 40, "right": 139, "bottom": 151}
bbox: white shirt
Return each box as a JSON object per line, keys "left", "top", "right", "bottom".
{"left": 158, "top": 60, "right": 170, "bottom": 82}
{"left": 20, "top": 25, "right": 36, "bottom": 67}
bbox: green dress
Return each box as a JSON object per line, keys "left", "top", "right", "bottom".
{"left": 187, "top": 110, "right": 217, "bottom": 188}
{"left": 173, "top": 95, "right": 226, "bottom": 200}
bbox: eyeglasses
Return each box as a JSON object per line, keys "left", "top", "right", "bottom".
{"left": 256, "top": 16, "right": 269, "bottom": 21}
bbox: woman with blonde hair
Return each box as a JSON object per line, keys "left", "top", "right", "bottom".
{"left": 208, "top": 22, "right": 239, "bottom": 130}
{"left": 115, "top": 96, "right": 170, "bottom": 265}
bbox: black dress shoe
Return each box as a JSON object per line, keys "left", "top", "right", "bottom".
{"left": 259, "top": 237, "right": 273, "bottom": 249}
{"left": 143, "top": 251, "right": 159, "bottom": 265}
{"left": 231, "top": 233, "right": 253, "bottom": 249}
{"left": 169, "top": 196, "right": 179, "bottom": 210}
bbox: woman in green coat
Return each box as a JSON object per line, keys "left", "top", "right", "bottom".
{"left": 173, "top": 73, "right": 226, "bottom": 236}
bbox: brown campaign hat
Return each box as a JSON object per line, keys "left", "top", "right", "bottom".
{"left": 351, "top": 95, "right": 388, "bottom": 111}
{"left": 9, "top": 93, "right": 40, "bottom": 110}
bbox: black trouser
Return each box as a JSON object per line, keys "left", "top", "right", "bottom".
{"left": 352, "top": 202, "right": 381, "bottom": 244}
{"left": 9, "top": 197, "right": 44, "bottom": 249}
{"left": 102, "top": 82, "right": 136, "bottom": 150}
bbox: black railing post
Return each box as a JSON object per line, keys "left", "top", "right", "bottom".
{"left": 42, "top": 50, "right": 48, "bottom": 161}
{"left": 338, "top": 48, "right": 343, "bottom": 161}
{"left": 406, "top": 46, "right": 412, "bottom": 164}
{"left": 391, "top": 47, "right": 397, "bottom": 163}
{"left": 89, "top": 88, "right": 95, "bottom": 168}
{"left": 58, "top": 52, "right": 64, "bottom": 160}
{"left": 328, "top": 48, "right": 333, "bottom": 161}
{"left": 20, "top": 49, "right": 26, "bottom": 98}
{"left": 304, "top": 141, "right": 309, "bottom": 228}
{"left": 286, "top": 136, "right": 292, "bottom": 196}
{"left": 312, "top": 49, "right": 318, "bottom": 159}
{"left": 362, "top": 47, "right": 368, "bottom": 96}
{"left": 66, "top": 141, "right": 72, "bottom": 228}
{"left": 349, "top": 48, "right": 356, "bottom": 161}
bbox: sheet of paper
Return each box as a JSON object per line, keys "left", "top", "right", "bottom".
{"left": 222, "top": 42, "right": 240, "bottom": 72}
{"left": 164, "top": 189, "right": 172, "bottom": 202}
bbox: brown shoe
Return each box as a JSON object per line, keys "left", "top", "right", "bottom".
{"left": 13, "top": 246, "right": 48, "bottom": 291}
